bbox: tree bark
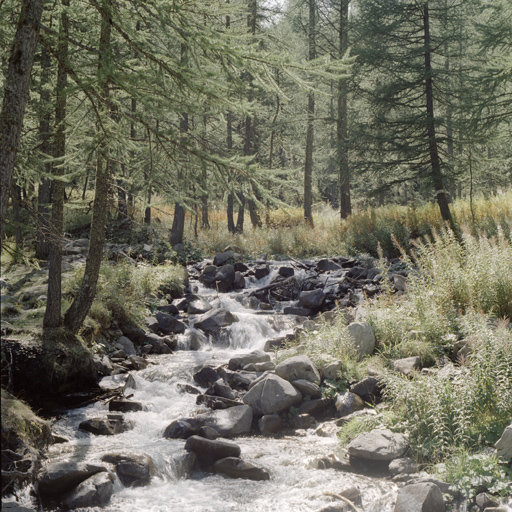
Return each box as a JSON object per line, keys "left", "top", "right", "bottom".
{"left": 338, "top": 0, "right": 351, "bottom": 220}
{"left": 304, "top": 0, "right": 316, "bottom": 227}
{"left": 63, "top": 0, "right": 112, "bottom": 333}
{"left": 423, "top": 2, "right": 455, "bottom": 231}
{"left": 0, "top": 0, "right": 44, "bottom": 246}
{"left": 44, "top": 0, "right": 69, "bottom": 329}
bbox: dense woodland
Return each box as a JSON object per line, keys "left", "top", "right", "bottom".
{"left": 1, "top": 0, "right": 511, "bottom": 334}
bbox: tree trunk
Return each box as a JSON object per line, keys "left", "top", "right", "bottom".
{"left": 63, "top": 0, "right": 112, "bottom": 333}
{"left": 170, "top": 203, "right": 185, "bottom": 246}
{"left": 0, "top": 0, "right": 44, "bottom": 246}
{"left": 36, "top": 46, "right": 53, "bottom": 259}
{"left": 12, "top": 185, "right": 23, "bottom": 249}
{"left": 338, "top": 0, "right": 351, "bottom": 220}
{"left": 235, "top": 193, "right": 245, "bottom": 233}
{"left": 44, "top": 0, "right": 69, "bottom": 329}
{"left": 304, "top": 0, "right": 316, "bottom": 227}
{"left": 423, "top": 2, "right": 455, "bottom": 231}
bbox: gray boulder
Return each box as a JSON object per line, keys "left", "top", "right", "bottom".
{"left": 258, "top": 414, "right": 283, "bottom": 434}
{"left": 211, "top": 379, "right": 236, "bottom": 400}
{"left": 213, "top": 457, "right": 270, "bottom": 481}
{"left": 394, "top": 482, "right": 445, "bottom": 512}
{"left": 101, "top": 453, "right": 155, "bottom": 487}
{"left": 389, "top": 457, "right": 419, "bottom": 476}
{"left": 185, "top": 435, "right": 241, "bottom": 467}
{"left": 243, "top": 374, "right": 302, "bottom": 415}
{"left": 299, "top": 289, "right": 326, "bottom": 310}
{"left": 316, "top": 259, "right": 342, "bottom": 272}
{"left": 61, "top": 472, "right": 114, "bottom": 509}
{"left": 393, "top": 356, "right": 421, "bottom": 375}
{"left": 78, "top": 416, "right": 133, "bottom": 436}
{"left": 321, "top": 361, "right": 342, "bottom": 380}
{"left": 292, "top": 379, "right": 322, "bottom": 399}
{"left": 495, "top": 423, "right": 512, "bottom": 460}
{"left": 347, "top": 429, "right": 409, "bottom": 461}
{"left": 243, "top": 361, "right": 275, "bottom": 372}
{"left": 188, "top": 299, "right": 212, "bottom": 315}
{"left": 193, "top": 366, "right": 220, "bottom": 387}
{"left": 115, "top": 336, "right": 136, "bottom": 356}
{"left": 213, "top": 250, "right": 235, "bottom": 266}
{"left": 155, "top": 312, "right": 186, "bottom": 335}
{"left": 194, "top": 308, "right": 238, "bottom": 333}
{"left": 335, "top": 392, "right": 366, "bottom": 418}
{"left": 275, "top": 355, "right": 321, "bottom": 385}
{"left": 228, "top": 350, "right": 271, "bottom": 371}
{"left": 38, "top": 462, "right": 107, "bottom": 498}
{"left": 347, "top": 322, "right": 375, "bottom": 359}
{"left": 299, "top": 397, "right": 335, "bottom": 418}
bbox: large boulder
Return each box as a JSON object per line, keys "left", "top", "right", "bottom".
{"left": 299, "top": 289, "right": 326, "bottom": 310}
{"left": 243, "top": 374, "right": 302, "bottom": 416}
{"left": 394, "top": 483, "right": 445, "bottom": 512}
{"left": 38, "top": 462, "right": 107, "bottom": 498}
{"left": 78, "top": 416, "right": 133, "bottom": 436}
{"left": 275, "top": 355, "right": 321, "bottom": 385}
{"left": 495, "top": 423, "right": 512, "bottom": 460}
{"left": 194, "top": 308, "right": 238, "bottom": 333}
{"left": 258, "top": 414, "right": 283, "bottom": 435}
{"left": 193, "top": 366, "right": 220, "bottom": 387}
{"left": 155, "top": 312, "right": 186, "bottom": 335}
{"left": 213, "top": 250, "right": 235, "bottom": 266}
{"left": 115, "top": 336, "right": 136, "bottom": 356}
{"left": 101, "top": 453, "right": 155, "bottom": 487}
{"left": 185, "top": 436, "right": 241, "bottom": 467}
{"left": 188, "top": 298, "right": 212, "bottom": 315}
{"left": 393, "top": 356, "right": 421, "bottom": 376}
{"left": 213, "top": 457, "right": 270, "bottom": 481}
{"left": 228, "top": 350, "right": 271, "bottom": 371}
{"left": 292, "top": 379, "right": 322, "bottom": 399}
{"left": 61, "top": 471, "right": 114, "bottom": 509}
{"left": 347, "top": 429, "right": 409, "bottom": 461}
{"left": 347, "top": 322, "right": 375, "bottom": 359}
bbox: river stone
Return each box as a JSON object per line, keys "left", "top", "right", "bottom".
{"left": 350, "top": 376, "right": 382, "bottom": 403}
{"left": 243, "top": 361, "right": 275, "bottom": 372}
{"left": 61, "top": 471, "right": 114, "bottom": 509}
{"left": 233, "top": 271, "right": 245, "bottom": 289}
{"left": 495, "top": 423, "right": 512, "bottom": 459}
{"left": 292, "top": 379, "right": 322, "bottom": 399}
{"left": 335, "top": 392, "right": 366, "bottom": 418}
{"left": 283, "top": 306, "right": 312, "bottom": 317}
{"left": 254, "top": 265, "right": 270, "bottom": 279}
{"left": 188, "top": 299, "right": 212, "bottom": 315}
{"left": 115, "top": 336, "right": 136, "bottom": 356}
{"left": 211, "top": 379, "right": 236, "bottom": 400}
{"left": 194, "top": 308, "right": 238, "bottom": 333}
{"left": 299, "top": 398, "right": 335, "bottom": 418}
{"left": 213, "top": 457, "right": 270, "bottom": 481}
{"left": 389, "top": 457, "right": 419, "bottom": 476}
{"left": 196, "top": 395, "right": 241, "bottom": 410}
{"left": 279, "top": 266, "right": 295, "bottom": 277}
{"left": 93, "top": 355, "right": 112, "bottom": 376}
{"left": 475, "top": 492, "right": 499, "bottom": 510}
{"left": 393, "top": 356, "right": 421, "bottom": 375}
{"left": 157, "top": 303, "right": 180, "bottom": 315}
{"left": 108, "top": 400, "right": 143, "bottom": 413}
{"left": 316, "top": 259, "right": 342, "bottom": 272}
{"left": 213, "top": 250, "right": 235, "bottom": 266}
{"left": 347, "top": 322, "right": 375, "bottom": 359}
{"left": 101, "top": 453, "right": 155, "bottom": 487}
{"left": 299, "top": 289, "right": 326, "bottom": 310}
{"left": 193, "top": 366, "right": 220, "bottom": 387}
{"left": 258, "top": 414, "right": 283, "bottom": 434}
{"left": 79, "top": 417, "right": 134, "bottom": 436}
{"left": 321, "top": 361, "right": 343, "bottom": 380}
{"left": 185, "top": 435, "right": 241, "bottom": 467}
{"left": 243, "top": 374, "right": 302, "bottom": 415}
{"left": 163, "top": 419, "right": 199, "bottom": 439}
{"left": 275, "top": 355, "right": 321, "bottom": 385}
{"left": 177, "top": 383, "right": 201, "bottom": 395}
{"left": 198, "top": 426, "right": 221, "bottom": 440}
{"left": 228, "top": 350, "right": 271, "bottom": 371}
{"left": 155, "top": 312, "right": 186, "bottom": 335}
{"left": 194, "top": 405, "right": 253, "bottom": 437}
{"left": 290, "top": 413, "right": 314, "bottom": 429}
{"left": 215, "top": 264, "right": 236, "bottom": 292}
{"left": 347, "top": 429, "right": 409, "bottom": 461}
{"left": 394, "top": 482, "right": 445, "bottom": 512}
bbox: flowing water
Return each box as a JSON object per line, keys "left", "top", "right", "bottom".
{"left": 29, "top": 264, "right": 399, "bottom": 511}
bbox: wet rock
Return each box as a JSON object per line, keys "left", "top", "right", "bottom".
{"left": 217, "top": 367, "right": 255, "bottom": 390}
{"left": 254, "top": 266, "right": 270, "bottom": 279}
{"left": 157, "top": 303, "right": 180, "bottom": 315}
{"left": 38, "top": 462, "right": 107, "bottom": 498}
{"left": 163, "top": 419, "right": 199, "bottom": 439}
{"left": 275, "top": 355, "right": 321, "bottom": 385}
{"left": 476, "top": 492, "right": 499, "bottom": 510}
{"left": 194, "top": 308, "right": 238, "bottom": 333}
{"left": 193, "top": 366, "right": 220, "bottom": 387}
{"left": 61, "top": 471, "right": 114, "bottom": 509}
{"left": 213, "top": 457, "right": 270, "bottom": 481}
{"left": 93, "top": 355, "right": 113, "bottom": 376}
{"left": 289, "top": 413, "right": 314, "bottom": 429}
{"left": 299, "top": 289, "right": 325, "bottom": 310}
{"left": 177, "top": 383, "right": 201, "bottom": 395}
{"left": 200, "top": 264, "right": 236, "bottom": 292}
{"left": 108, "top": 400, "right": 143, "bottom": 413}
{"left": 389, "top": 457, "right": 419, "bottom": 476}
{"left": 321, "top": 361, "right": 343, "bottom": 381}
{"left": 394, "top": 482, "right": 445, "bottom": 512}
{"left": 197, "top": 395, "right": 241, "bottom": 410}
{"left": 101, "top": 453, "right": 155, "bottom": 487}
{"left": 188, "top": 299, "right": 212, "bottom": 315}
{"left": 127, "top": 355, "right": 148, "bottom": 371}
{"left": 283, "top": 306, "right": 312, "bottom": 316}
{"left": 316, "top": 259, "right": 342, "bottom": 272}
{"left": 243, "top": 374, "right": 302, "bottom": 415}
{"left": 243, "top": 361, "right": 275, "bottom": 372}
{"left": 335, "top": 392, "right": 365, "bottom": 418}
{"left": 234, "top": 262, "right": 249, "bottom": 273}
{"left": 393, "top": 356, "right": 421, "bottom": 375}
{"left": 185, "top": 436, "right": 241, "bottom": 467}
{"left": 347, "top": 322, "right": 375, "bottom": 359}
{"left": 258, "top": 414, "right": 283, "bottom": 434}
{"left": 197, "top": 426, "right": 221, "bottom": 440}
{"left": 115, "top": 336, "right": 136, "bottom": 356}
{"left": 292, "top": 379, "right": 322, "bottom": 399}
{"left": 347, "top": 428, "right": 409, "bottom": 461}
{"left": 79, "top": 416, "right": 134, "bottom": 436}
{"left": 211, "top": 379, "right": 236, "bottom": 400}
{"left": 213, "top": 250, "right": 235, "bottom": 266}
{"left": 155, "top": 312, "right": 186, "bottom": 335}
{"left": 317, "top": 486, "right": 363, "bottom": 512}
{"left": 264, "top": 336, "right": 287, "bottom": 351}
{"left": 495, "top": 423, "right": 512, "bottom": 459}
{"left": 233, "top": 271, "right": 245, "bottom": 290}
{"left": 228, "top": 350, "right": 270, "bottom": 371}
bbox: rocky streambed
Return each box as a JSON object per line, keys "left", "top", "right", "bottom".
{"left": 4, "top": 250, "right": 510, "bottom": 512}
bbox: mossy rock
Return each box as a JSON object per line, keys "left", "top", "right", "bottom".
{"left": 1, "top": 331, "right": 98, "bottom": 408}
